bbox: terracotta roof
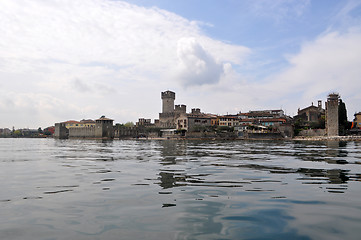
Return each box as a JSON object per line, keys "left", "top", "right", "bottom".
{"left": 96, "top": 116, "right": 113, "bottom": 121}
{"left": 80, "top": 119, "right": 95, "bottom": 123}
{"left": 62, "top": 120, "right": 81, "bottom": 124}
{"left": 259, "top": 118, "right": 287, "bottom": 122}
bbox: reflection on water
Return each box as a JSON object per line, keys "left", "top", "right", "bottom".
{"left": 0, "top": 138, "right": 361, "bottom": 240}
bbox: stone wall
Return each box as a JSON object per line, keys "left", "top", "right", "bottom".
{"left": 115, "top": 127, "right": 139, "bottom": 138}
{"left": 95, "top": 120, "right": 114, "bottom": 139}
{"left": 276, "top": 124, "right": 294, "bottom": 138}
{"left": 326, "top": 94, "right": 339, "bottom": 136}
{"left": 68, "top": 127, "right": 95, "bottom": 138}
{"left": 54, "top": 123, "right": 68, "bottom": 139}
{"left": 238, "top": 132, "right": 283, "bottom": 140}
{"left": 298, "top": 129, "right": 326, "bottom": 137}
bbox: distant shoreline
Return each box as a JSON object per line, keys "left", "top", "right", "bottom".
{"left": 2, "top": 135, "right": 361, "bottom": 141}
{"left": 292, "top": 136, "right": 361, "bottom": 141}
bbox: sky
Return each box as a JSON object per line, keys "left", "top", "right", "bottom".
{"left": 1, "top": 0, "right": 361, "bottom": 128}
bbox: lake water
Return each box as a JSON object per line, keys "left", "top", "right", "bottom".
{"left": 1, "top": 138, "right": 361, "bottom": 240}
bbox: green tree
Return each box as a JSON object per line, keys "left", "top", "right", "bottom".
{"left": 338, "top": 99, "right": 349, "bottom": 135}
{"left": 124, "top": 122, "right": 135, "bottom": 128}
{"left": 13, "top": 130, "right": 22, "bottom": 137}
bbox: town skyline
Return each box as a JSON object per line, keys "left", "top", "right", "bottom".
{"left": 1, "top": 0, "right": 361, "bottom": 129}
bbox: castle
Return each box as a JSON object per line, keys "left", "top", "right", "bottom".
{"left": 54, "top": 116, "right": 114, "bottom": 139}
{"left": 53, "top": 90, "right": 347, "bottom": 139}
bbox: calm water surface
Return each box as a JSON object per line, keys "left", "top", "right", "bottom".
{"left": 1, "top": 138, "right": 361, "bottom": 240}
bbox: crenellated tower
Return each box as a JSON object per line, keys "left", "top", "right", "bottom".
{"left": 161, "top": 91, "right": 175, "bottom": 113}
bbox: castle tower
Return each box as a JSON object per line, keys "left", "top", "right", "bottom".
{"left": 175, "top": 104, "right": 186, "bottom": 113}
{"left": 95, "top": 116, "right": 114, "bottom": 139}
{"left": 325, "top": 93, "right": 339, "bottom": 136}
{"left": 54, "top": 123, "right": 68, "bottom": 139}
{"left": 161, "top": 91, "right": 175, "bottom": 113}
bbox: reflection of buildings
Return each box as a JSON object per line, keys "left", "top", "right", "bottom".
{"left": 297, "top": 168, "right": 349, "bottom": 185}
{"left": 326, "top": 141, "right": 348, "bottom": 158}
{"left": 157, "top": 140, "right": 188, "bottom": 189}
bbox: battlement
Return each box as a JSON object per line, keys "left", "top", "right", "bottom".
{"left": 161, "top": 91, "right": 175, "bottom": 100}
{"left": 175, "top": 104, "right": 186, "bottom": 113}
{"left": 327, "top": 93, "right": 339, "bottom": 100}
{"left": 191, "top": 108, "right": 201, "bottom": 114}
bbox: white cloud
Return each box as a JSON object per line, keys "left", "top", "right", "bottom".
{"left": 0, "top": 0, "right": 249, "bottom": 128}
{"left": 1, "top": 0, "right": 360, "bottom": 128}
{"left": 260, "top": 28, "right": 361, "bottom": 118}
{"left": 181, "top": 27, "right": 361, "bottom": 119}
{"left": 176, "top": 37, "right": 224, "bottom": 86}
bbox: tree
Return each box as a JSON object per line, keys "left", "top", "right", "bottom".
{"left": 124, "top": 122, "right": 135, "bottom": 128}
{"left": 338, "top": 99, "right": 350, "bottom": 135}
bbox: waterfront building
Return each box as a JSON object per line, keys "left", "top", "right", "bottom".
{"left": 0, "top": 128, "right": 11, "bottom": 136}
{"left": 218, "top": 115, "right": 238, "bottom": 127}
{"left": 235, "top": 109, "right": 289, "bottom": 127}
{"left": 80, "top": 119, "right": 95, "bottom": 127}
{"left": 350, "top": 112, "right": 361, "bottom": 135}
{"left": 325, "top": 93, "right": 339, "bottom": 136}
{"left": 62, "top": 120, "right": 82, "bottom": 128}
{"left": 295, "top": 100, "right": 325, "bottom": 123}
{"left": 353, "top": 112, "right": 361, "bottom": 128}
{"left": 176, "top": 108, "right": 216, "bottom": 131}
{"left": 54, "top": 116, "right": 114, "bottom": 139}
{"left": 258, "top": 118, "right": 287, "bottom": 127}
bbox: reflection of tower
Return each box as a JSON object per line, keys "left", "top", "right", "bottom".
{"left": 326, "top": 93, "right": 339, "bottom": 136}
{"left": 162, "top": 91, "right": 175, "bottom": 113}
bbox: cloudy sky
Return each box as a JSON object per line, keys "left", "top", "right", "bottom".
{"left": 1, "top": 0, "right": 361, "bottom": 128}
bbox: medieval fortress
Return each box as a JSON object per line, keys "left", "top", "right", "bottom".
{"left": 54, "top": 90, "right": 350, "bottom": 139}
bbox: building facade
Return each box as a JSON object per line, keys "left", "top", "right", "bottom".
{"left": 176, "top": 108, "right": 215, "bottom": 131}
{"left": 296, "top": 100, "right": 325, "bottom": 123}
{"left": 354, "top": 112, "right": 361, "bottom": 128}
{"left": 54, "top": 116, "right": 114, "bottom": 139}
